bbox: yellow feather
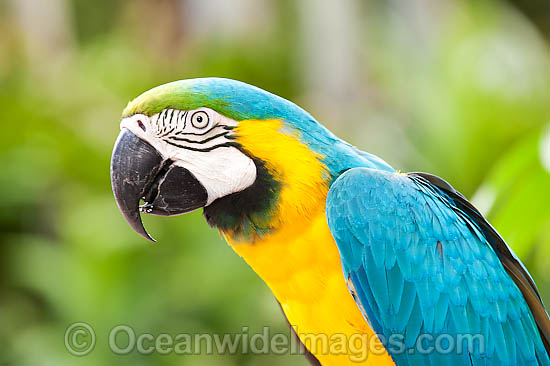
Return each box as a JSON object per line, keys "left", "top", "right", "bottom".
{"left": 224, "top": 120, "right": 395, "bottom": 365}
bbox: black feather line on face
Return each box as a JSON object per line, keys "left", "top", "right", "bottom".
{"left": 173, "top": 127, "right": 218, "bottom": 137}
{"left": 203, "top": 156, "right": 281, "bottom": 240}
{"left": 159, "top": 126, "right": 176, "bottom": 138}
{"left": 164, "top": 140, "right": 239, "bottom": 152}
{"left": 169, "top": 131, "right": 230, "bottom": 144}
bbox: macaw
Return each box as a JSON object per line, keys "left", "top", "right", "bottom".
{"left": 110, "top": 78, "right": 550, "bottom": 365}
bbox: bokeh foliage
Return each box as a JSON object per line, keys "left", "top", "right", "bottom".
{"left": 0, "top": 1, "right": 548, "bottom": 365}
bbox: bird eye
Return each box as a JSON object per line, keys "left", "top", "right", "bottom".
{"left": 191, "top": 111, "right": 209, "bottom": 129}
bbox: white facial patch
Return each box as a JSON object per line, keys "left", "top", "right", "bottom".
{"left": 120, "top": 108, "right": 257, "bottom": 205}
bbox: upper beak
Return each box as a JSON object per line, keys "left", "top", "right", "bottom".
{"left": 110, "top": 129, "right": 208, "bottom": 242}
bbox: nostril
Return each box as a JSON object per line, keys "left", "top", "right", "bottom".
{"left": 137, "top": 120, "right": 146, "bottom": 132}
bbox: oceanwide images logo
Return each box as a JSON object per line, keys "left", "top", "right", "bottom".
{"left": 64, "top": 322, "right": 485, "bottom": 362}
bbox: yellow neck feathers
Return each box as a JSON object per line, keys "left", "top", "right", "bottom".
{"left": 224, "top": 120, "right": 394, "bottom": 365}
{"left": 229, "top": 119, "right": 330, "bottom": 243}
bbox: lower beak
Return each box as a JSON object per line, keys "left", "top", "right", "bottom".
{"left": 110, "top": 129, "right": 208, "bottom": 241}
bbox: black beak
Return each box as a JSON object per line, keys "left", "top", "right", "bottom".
{"left": 110, "top": 129, "right": 208, "bottom": 241}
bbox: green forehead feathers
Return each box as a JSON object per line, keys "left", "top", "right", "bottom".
{"left": 123, "top": 79, "right": 231, "bottom": 119}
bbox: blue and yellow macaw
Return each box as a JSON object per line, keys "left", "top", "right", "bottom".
{"left": 110, "top": 78, "right": 550, "bottom": 365}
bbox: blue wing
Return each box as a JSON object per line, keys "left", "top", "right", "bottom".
{"left": 326, "top": 167, "right": 550, "bottom": 365}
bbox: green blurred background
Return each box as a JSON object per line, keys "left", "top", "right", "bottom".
{"left": 0, "top": 0, "right": 549, "bottom": 365}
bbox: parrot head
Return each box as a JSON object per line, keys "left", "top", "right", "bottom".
{"left": 111, "top": 78, "right": 392, "bottom": 242}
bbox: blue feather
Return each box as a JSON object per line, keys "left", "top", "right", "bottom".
{"left": 326, "top": 167, "right": 550, "bottom": 365}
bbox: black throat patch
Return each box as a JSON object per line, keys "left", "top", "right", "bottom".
{"left": 203, "top": 157, "right": 281, "bottom": 241}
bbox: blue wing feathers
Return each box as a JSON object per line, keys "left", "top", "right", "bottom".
{"left": 326, "top": 167, "right": 549, "bottom": 365}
